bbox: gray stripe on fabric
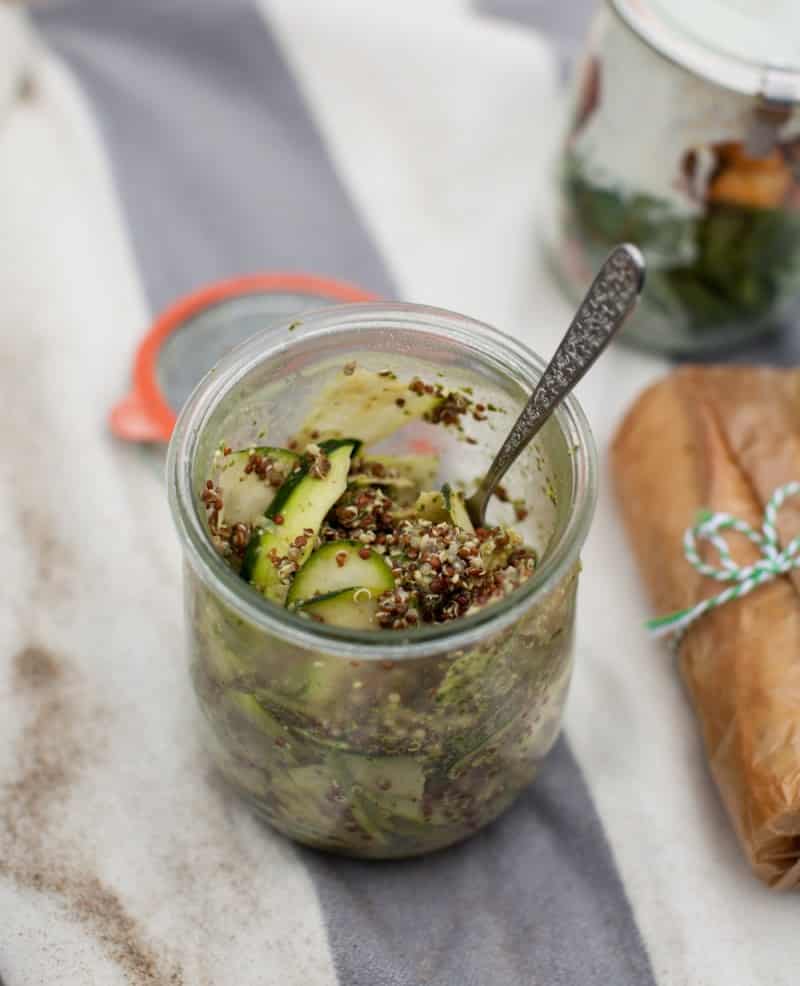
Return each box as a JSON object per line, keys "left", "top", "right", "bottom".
{"left": 304, "top": 739, "right": 655, "bottom": 986}
{"left": 476, "top": 0, "right": 594, "bottom": 46}
{"left": 34, "top": 0, "right": 394, "bottom": 314}
{"left": 34, "top": 5, "right": 656, "bottom": 984}
{"left": 475, "top": 0, "right": 595, "bottom": 74}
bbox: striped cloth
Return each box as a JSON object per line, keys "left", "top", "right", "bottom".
{"left": 0, "top": 2, "right": 797, "bottom": 984}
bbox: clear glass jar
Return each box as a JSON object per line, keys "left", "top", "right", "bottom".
{"left": 167, "top": 303, "right": 597, "bottom": 858}
{"left": 549, "top": 1, "right": 800, "bottom": 355}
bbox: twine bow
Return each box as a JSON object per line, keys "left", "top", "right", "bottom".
{"left": 647, "top": 481, "right": 800, "bottom": 639}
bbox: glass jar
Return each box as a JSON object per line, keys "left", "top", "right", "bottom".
{"left": 549, "top": 0, "right": 800, "bottom": 355}
{"left": 167, "top": 303, "right": 597, "bottom": 858}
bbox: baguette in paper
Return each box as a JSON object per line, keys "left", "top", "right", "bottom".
{"left": 612, "top": 367, "right": 800, "bottom": 889}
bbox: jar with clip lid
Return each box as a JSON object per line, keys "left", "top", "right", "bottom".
{"left": 549, "top": 0, "right": 800, "bottom": 354}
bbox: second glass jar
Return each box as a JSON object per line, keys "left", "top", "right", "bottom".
{"left": 549, "top": 1, "right": 800, "bottom": 355}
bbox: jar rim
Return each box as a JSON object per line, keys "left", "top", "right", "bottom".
{"left": 610, "top": 0, "right": 800, "bottom": 100}
{"left": 167, "top": 302, "right": 598, "bottom": 659}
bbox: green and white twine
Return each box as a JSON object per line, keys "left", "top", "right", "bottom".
{"left": 647, "top": 481, "right": 800, "bottom": 639}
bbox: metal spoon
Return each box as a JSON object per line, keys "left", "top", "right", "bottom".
{"left": 465, "top": 243, "right": 646, "bottom": 529}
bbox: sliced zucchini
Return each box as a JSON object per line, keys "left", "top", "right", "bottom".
{"left": 221, "top": 690, "right": 299, "bottom": 766}
{"left": 241, "top": 439, "right": 359, "bottom": 602}
{"left": 351, "top": 454, "right": 439, "bottom": 490}
{"left": 435, "top": 645, "right": 497, "bottom": 708}
{"left": 215, "top": 446, "right": 299, "bottom": 526}
{"left": 225, "top": 690, "right": 277, "bottom": 732}
{"left": 349, "top": 474, "right": 416, "bottom": 492}
{"left": 374, "top": 454, "right": 440, "bottom": 490}
{"left": 267, "top": 763, "right": 352, "bottom": 842}
{"left": 287, "top": 541, "right": 394, "bottom": 604}
{"left": 255, "top": 653, "right": 353, "bottom": 713}
{"left": 298, "top": 587, "right": 383, "bottom": 630}
{"left": 344, "top": 754, "right": 426, "bottom": 811}
{"left": 347, "top": 792, "right": 390, "bottom": 846}
{"left": 293, "top": 367, "right": 442, "bottom": 448}
{"left": 413, "top": 485, "right": 474, "bottom": 532}
{"left": 202, "top": 638, "right": 254, "bottom": 688}
{"left": 442, "top": 483, "right": 475, "bottom": 533}
{"left": 414, "top": 490, "right": 448, "bottom": 523}
{"left": 331, "top": 754, "right": 428, "bottom": 844}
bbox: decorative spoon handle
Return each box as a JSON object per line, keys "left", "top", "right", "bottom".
{"left": 466, "top": 243, "right": 645, "bottom": 528}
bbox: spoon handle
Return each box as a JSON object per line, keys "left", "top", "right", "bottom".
{"left": 470, "top": 244, "right": 645, "bottom": 524}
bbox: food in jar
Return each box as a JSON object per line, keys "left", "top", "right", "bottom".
{"left": 190, "top": 364, "right": 576, "bottom": 856}
{"left": 203, "top": 366, "right": 537, "bottom": 626}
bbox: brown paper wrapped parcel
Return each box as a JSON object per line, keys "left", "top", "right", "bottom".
{"left": 612, "top": 366, "right": 800, "bottom": 889}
